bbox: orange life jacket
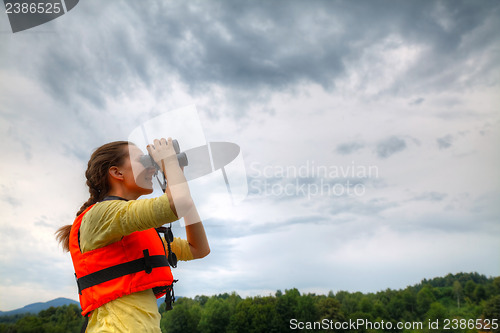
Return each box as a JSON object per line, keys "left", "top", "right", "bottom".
{"left": 69, "top": 204, "right": 174, "bottom": 316}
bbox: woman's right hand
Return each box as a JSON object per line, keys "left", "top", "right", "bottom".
{"left": 148, "top": 138, "right": 196, "bottom": 220}
{"left": 147, "top": 137, "right": 179, "bottom": 170}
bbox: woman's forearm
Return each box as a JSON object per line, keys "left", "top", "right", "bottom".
{"left": 184, "top": 206, "right": 210, "bottom": 259}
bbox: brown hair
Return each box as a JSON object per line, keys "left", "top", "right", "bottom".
{"left": 55, "top": 141, "right": 131, "bottom": 252}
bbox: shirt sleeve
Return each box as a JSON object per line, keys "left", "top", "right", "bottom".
{"left": 167, "top": 237, "right": 194, "bottom": 261}
{"left": 80, "top": 194, "right": 178, "bottom": 252}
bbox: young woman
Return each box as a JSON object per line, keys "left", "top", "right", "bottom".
{"left": 56, "top": 138, "right": 209, "bottom": 332}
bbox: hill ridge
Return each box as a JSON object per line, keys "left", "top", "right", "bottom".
{"left": 0, "top": 297, "right": 79, "bottom": 317}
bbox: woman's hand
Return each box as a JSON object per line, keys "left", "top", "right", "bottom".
{"left": 147, "top": 137, "right": 178, "bottom": 170}
{"left": 147, "top": 137, "right": 194, "bottom": 219}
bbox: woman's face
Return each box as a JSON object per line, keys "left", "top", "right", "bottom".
{"left": 123, "top": 145, "right": 157, "bottom": 196}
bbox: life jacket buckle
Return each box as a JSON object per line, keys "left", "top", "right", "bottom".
{"left": 143, "top": 249, "right": 153, "bottom": 274}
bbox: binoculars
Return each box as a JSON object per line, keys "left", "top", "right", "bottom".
{"left": 139, "top": 139, "right": 188, "bottom": 170}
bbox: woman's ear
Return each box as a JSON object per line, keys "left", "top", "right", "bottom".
{"left": 108, "top": 166, "right": 124, "bottom": 181}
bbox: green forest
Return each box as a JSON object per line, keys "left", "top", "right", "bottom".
{"left": 1, "top": 272, "right": 499, "bottom": 333}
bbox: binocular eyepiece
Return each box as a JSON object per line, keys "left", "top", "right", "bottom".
{"left": 139, "top": 139, "right": 188, "bottom": 170}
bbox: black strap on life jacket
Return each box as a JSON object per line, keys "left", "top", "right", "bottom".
{"left": 76, "top": 249, "right": 169, "bottom": 294}
{"left": 76, "top": 250, "right": 173, "bottom": 333}
{"left": 80, "top": 315, "right": 89, "bottom": 333}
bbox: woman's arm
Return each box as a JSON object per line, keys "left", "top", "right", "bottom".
{"left": 184, "top": 206, "right": 210, "bottom": 259}
{"left": 186, "top": 222, "right": 210, "bottom": 259}
{"left": 148, "top": 138, "right": 210, "bottom": 259}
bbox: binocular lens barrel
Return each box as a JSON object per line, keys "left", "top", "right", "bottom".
{"left": 172, "top": 139, "right": 188, "bottom": 167}
{"left": 172, "top": 140, "right": 180, "bottom": 154}
{"left": 177, "top": 152, "right": 188, "bottom": 168}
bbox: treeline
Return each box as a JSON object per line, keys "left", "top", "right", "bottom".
{"left": 0, "top": 304, "right": 83, "bottom": 333}
{"left": 158, "top": 272, "right": 500, "bottom": 333}
{"left": 1, "top": 272, "right": 499, "bottom": 333}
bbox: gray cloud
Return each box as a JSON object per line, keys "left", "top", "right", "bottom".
{"left": 0, "top": 185, "right": 22, "bottom": 208}
{"left": 437, "top": 134, "right": 453, "bottom": 150}
{"left": 335, "top": 142, "right": 365, "bottom": 155}
{"left": 412, "top": 191, "right": 447, "bottom": 202}
{"left": 203, "top": 214, "right": 331, "bottom": 241}
{"left": 409, "top": 97, "right": 425, "bottom": 106}
{"left": 7, "top": 126, "right": 32, "bottom": 161}
{"left": 376, "top": 136, "right": 407, "bottom": 158}
{"left": 329, "top": 197, "right": 399, "bottom": 217}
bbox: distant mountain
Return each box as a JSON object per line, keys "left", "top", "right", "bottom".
{"left": 0, "top": 298, "right": 79, "bottom": 317}
{"left": 0, "top": 296, "right": 183, "bottom": 317}
{"left": 157, "top": 296, "right": 166, "bottom": 308}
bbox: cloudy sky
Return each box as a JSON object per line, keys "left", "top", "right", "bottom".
{"left": 1, "top": 0, "right": 499, "bottom": 311}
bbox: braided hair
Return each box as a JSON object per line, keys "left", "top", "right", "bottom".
{"left": 55, "top": 141, "right": 131, "bottom": 252}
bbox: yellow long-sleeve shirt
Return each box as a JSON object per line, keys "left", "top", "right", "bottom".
{"left": 79, "top": 194, "right": 193, "bottom": 332}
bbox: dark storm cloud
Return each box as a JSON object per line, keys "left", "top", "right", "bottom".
{"left": 5, "top": 0, "right": 498, "bottom": 114}
{"left": 376, "top": 136, "right": 407, "bottom": 158}
{"left": 136, "top": 0, "right": 500, "bottom": 100}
